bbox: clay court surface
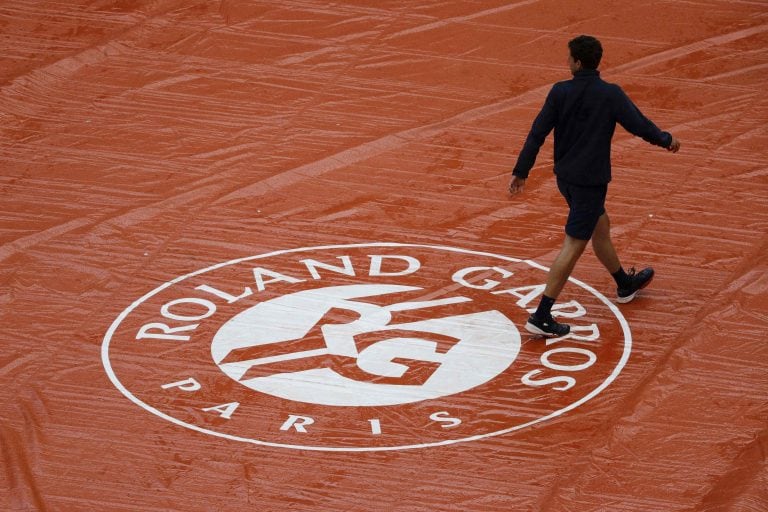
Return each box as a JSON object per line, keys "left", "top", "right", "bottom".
{"left": 2, "top": 1, "right": 768, "bottom": 511}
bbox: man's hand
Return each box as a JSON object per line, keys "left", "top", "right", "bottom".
{"left": 509, "top": 175, "right": 526, "bottom": 195}
{"left": 667, "top": 136, "right": 681, "bottom": 153}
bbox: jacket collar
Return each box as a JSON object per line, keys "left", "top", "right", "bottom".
{"left": 574, "top": 69, "right": 600, "bottom": 79}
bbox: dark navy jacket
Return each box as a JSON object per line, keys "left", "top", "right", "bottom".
{"left": 512, "top": 70, "right": 672, "bottom": 186}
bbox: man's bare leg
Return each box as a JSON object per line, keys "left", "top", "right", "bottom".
{"left": 591, "top": 213, "right": 621, "bottom": 274}
{"left": 591, "top": 212, "right": 655, "bottom": 302}
{"left": 526, "top": 234, "right": 588, "bottom": 337}
{"left": 543, "top": 234, "right": 589, "bottom": 299}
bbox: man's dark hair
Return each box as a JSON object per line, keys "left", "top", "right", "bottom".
{"left": 568, "top": 35, "right": 603, "bottom": 70}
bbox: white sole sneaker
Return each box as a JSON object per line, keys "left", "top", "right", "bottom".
{"left": 616, "top": 291, "right": 639, "bottom": 304}
{"left": 616, "top": 268, "right": 655, "bottom": 304}
{"left": 524, "top": 318, "right": 570, "bottom": 337}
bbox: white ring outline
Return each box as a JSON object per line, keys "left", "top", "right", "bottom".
{"left": 101, "top": 242, "right": 632, "bottom": 452}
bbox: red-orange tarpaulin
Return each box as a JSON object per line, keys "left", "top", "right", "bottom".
{"left": 1, "top": 1, "right": 767, "bottom": 511}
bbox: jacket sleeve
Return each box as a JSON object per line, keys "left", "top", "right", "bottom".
{"left": 512, "top": 86, "right": 558, "bottom": 179}
{"left": 613, "top": 86, "right": 672, "bottom": 148}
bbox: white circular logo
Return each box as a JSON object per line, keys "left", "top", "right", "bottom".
{"left": 102, "top": 243, "right": 631, "bottom": 451}
{"left": 212, "top": 284, "right": 520, "bottom": 406}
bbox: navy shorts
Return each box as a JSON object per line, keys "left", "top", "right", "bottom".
{"left": 556, "top": 178, "right": 607, "bottom": 240}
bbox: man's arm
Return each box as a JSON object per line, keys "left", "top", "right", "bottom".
{"left": 511, "top": 87, "right": 558, "bottom": 180}
{"left": 613, "top": 86, "right": 678, "bottom": 150}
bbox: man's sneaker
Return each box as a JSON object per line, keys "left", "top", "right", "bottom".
{"left": 616, "top": 267, "right": 655, "bottom": 303}
{"left": 525, "top": 314, "right": 570, "bottom": 337}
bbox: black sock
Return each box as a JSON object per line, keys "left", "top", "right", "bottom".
{"left": 612, "top": 267, "right": 631, "bottom": 288}
{"left": 534, "top": 295, "right": 556, "bottom": 320}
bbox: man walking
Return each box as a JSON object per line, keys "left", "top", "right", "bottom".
{"left": 509, "top": 35, "right": 681, "bottom": 337}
